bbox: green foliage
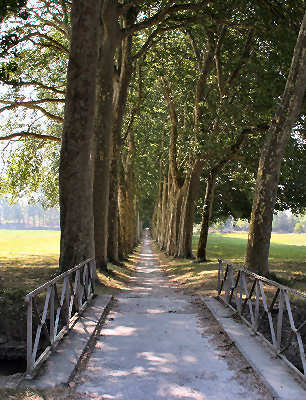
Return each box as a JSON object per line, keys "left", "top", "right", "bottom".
{"left": 0, "top": 0, "right": 27, "bottom": 23}
{"left": 276, "top": 134, "right": 306, "bottom": 214}
{"left": 0, "top": 0, "right": 305, "bottom": 223}
{"left": 1, "top": 139, "right": 60, "bottom": 206}
{"left": 294, "top": 216, "right": 306, "bottom": 233}
{"left": 0, "top": 0, "right": 67, "bottom": 206}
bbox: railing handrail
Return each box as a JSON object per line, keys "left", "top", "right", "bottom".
{"left": 25, "top": 257, "right": 96, "bottom": 377}
{"left": 25, "top": 258, "right": 93, "bottom": 301}
{"left": 217, "top": 259, "right": 306, "bottom": 380}
{"left": 218, "top": 258, "right": 306, "bottom": 299}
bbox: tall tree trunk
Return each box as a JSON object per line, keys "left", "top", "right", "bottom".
{"left": 93, "top": 0, "right": 120, "bottom": 272}
{"left": 196, "top": 128, "right": 251, "bottom": 261}
{"left": 166, "top": 184, "right": 181, "bottom": 255}
{"left": 123, "top": 130, "right": 138, "bottom": 252}
{"left": 197, "top": 172, "right": 217, "bottom": 261}
{"left": 59, "top": 0, "right": 100, "bottom": 272}
{"left": 118, "top": 161, "right": 129, "bottom": 257}
{"left": 176, "top": 160, "right": 203, "bottom": 258}
{"left": 159, "top": 176, "right": 168, "bottom": 248}
{"left": 154, "top": 179, "right": 164, "bottom": 242}
{"left": 246, "top": 12, "right": 306, "bottom": 275}
{"left": 108, "top": 156, "right": 120, "bottom": 263}
{"left": 107, "top": 9, "right": 135, "bottom": 263}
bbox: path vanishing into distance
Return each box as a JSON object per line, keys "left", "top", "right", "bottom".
{"left": 73, "top": 234, "right": 272, "bottom": 400}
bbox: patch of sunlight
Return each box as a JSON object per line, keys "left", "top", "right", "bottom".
{"left": 158, "top": 383, "right": 206, "bottom": 400}
{"left": 137, "top": 352, "right": 177, "bottom": 365}
{"left": 182, "top": 355, "right": 197, "bottom": 364}
{"left": 103, "top": 325, "right": 139, "bottom": 336}
{"left": 146, "top": 308, "right": 165, "bottom": 314}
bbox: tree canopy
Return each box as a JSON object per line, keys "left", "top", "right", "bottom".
{"left": 0, "top": 0, "right": 305, "bottom": 274}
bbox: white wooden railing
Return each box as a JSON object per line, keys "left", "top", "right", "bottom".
{"left": 25, "top": 258, "right": 96, "bottom": 377}
{"left": 217, "top": 260, "right": 306, "bottom": 380}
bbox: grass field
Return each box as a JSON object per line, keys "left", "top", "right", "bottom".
{"left": 0, "top": 230, "right": 60, "bottom": 293}
{"left": 1, "top": 230, "right": 306, "bottom": 295}
{"left": 0, "top": 229, "right": 135, "bottom": 295}
{"left": 159, "top": 232, "right": 306, "bottom": 296}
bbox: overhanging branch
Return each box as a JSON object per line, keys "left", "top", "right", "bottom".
{"left": 0, "top": 132, "right": 61, "bottom": 142}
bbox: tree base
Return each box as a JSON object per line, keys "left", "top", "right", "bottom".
{"left": 195, "top": 257, "right": 208, "bottom": 263}
{"left": 109, "top": 260, "right": 125, "bottom": 267}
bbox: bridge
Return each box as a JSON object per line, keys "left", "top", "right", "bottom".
{"left": 19, "top": 233, "right": 306, "bottom": 399}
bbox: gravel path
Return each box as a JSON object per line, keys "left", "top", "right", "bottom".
{"left": 74, "top": 235, "right": 272, "bottom": 400}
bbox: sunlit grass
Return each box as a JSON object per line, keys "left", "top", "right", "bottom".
{"left": 0, "top": 229, "right": 60, "bottom": 256}
{"left": 0, "top": 230, "right": 60, "bottom": 293}
{"left": 158, "top": 232, "right": 306, "bottom": 296}
{"left": 0, "top": 229, "right": 135, "bottom": 294}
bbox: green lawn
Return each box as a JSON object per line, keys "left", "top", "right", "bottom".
{"left": 0, "top": 229, "right": 133, "bottom": 294}
{"left": 0, "top": 230, "right": 60, "bottom": 293}
{"left": 160, "top": 232, "right": 306, "bottom": 296}
{"left": 0, "top": 229, "right": 60, "bottom": 257}
{"left": 1, "top": 229, "right": 305, "bottom": 294}
{"left": 204, "top": 232, "right": 306, "bottom": 264}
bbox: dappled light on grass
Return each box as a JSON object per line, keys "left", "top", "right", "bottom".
{"left": 0, "top": 230, "right": 60, "bottom": 293}
{"left": 0, "top": 255, "right": 58, "bottom": 292}
{"left": 97, "top": 259, "right": 136, "bottom": 294}
{"left": 156, "top": 232, "right": 306, "bottom": 295}
{"left": 157, "top": 254, "right": 219, "bottom": 296}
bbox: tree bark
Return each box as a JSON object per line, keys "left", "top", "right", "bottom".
{"left": 196, "top": 128, "right": 251, "bottom": 261}
{"left": 59, "top": 0, "right": 100, "bottom": 272}
{"left": 93, "top": 0, "right": 121, "bottom": 272}
{"left": 197, "top": 172, "right": 217, "bottom": 261}
{"left": 176, "top": 160, "right": 203, "bottom": 258}
{"left": 108, "top": 155, "right": 120, "bottom": 263}
{"left": 107, "top": 8, "right": 135, "bottom": 264}
{"left": 246, "top": 12, "right": 306, "bottom": 275}
{"left": 159, "top": 176, "right": 168, "bottom": 248}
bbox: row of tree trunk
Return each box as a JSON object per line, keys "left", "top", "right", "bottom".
{"left": 58, "top": 0, "right": 140, "bottom": 273}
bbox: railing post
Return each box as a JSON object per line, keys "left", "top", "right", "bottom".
{"left": 64, "top": 276, "right": 70, "bottom": 328}
{"left": 276, "top": 289, "right": 284, "bottom": 352}
{"left": 90, "top": 259, "right": 96, "bottom": 294}
{"left": 24, "top": 257, "right": 98, "bottom": 377}
{"left": 217, "top": 259, "right": 222, "bottom": 294}
{"left": 50, "top": 285, "right": 55, "bottom": 346}
{"left": 26, "top": 296, "right": 33, "bottom": 377}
